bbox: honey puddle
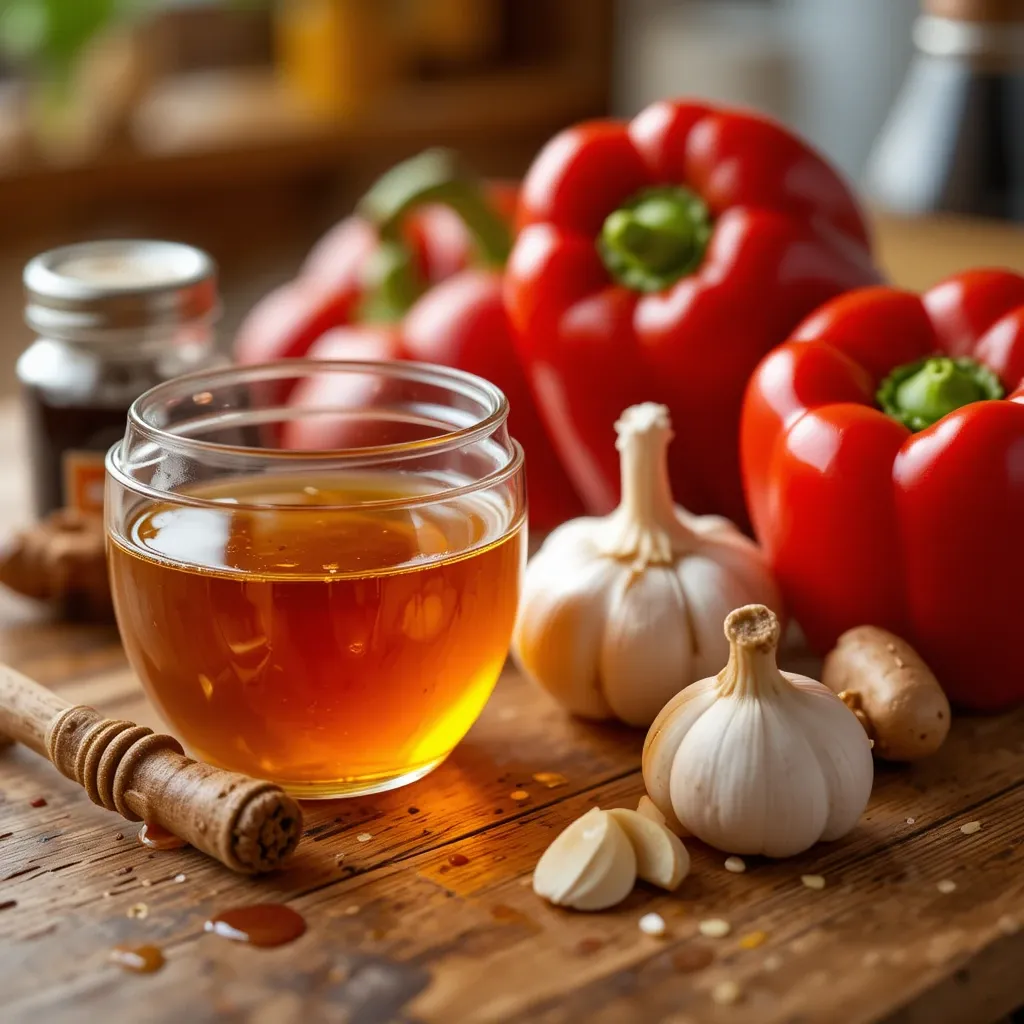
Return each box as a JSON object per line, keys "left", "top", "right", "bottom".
{"left": 204, "top": 904, "right": 306, "bottom": 947}
{"left": 110, "top": 945, "right": 165, "bottom": 973}
{"left": 138, "top": 822, "right": 187, "bottom": 851}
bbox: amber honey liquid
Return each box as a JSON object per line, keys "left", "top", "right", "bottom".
{"left": 108, "top": 473, "right": 524, "bottom": 797}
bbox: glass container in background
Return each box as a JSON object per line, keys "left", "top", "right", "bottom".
{"left": 19, "top": 240, "right": 221, "bottom": 518}
{"left": 105, "top": 360, "right": 526, "bottom": 798}
{"left": 866, "top": 0, "right": 1024, "bottom": 221}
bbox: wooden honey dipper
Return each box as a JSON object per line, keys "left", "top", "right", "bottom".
{"left": 0, "top": 663, "right": 303, "bottom": 874}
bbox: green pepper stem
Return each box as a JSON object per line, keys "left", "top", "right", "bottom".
{"left": 598, "top": 186, "right": 711, "bottom": 292}
{"left": 877, "top": 356, "right": 1004, "bottom": 432}
{"left": 357, "top": 149, "right": 512, "bottom": 323}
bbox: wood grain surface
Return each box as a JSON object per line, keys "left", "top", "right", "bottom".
{"left": 0, "top": 629, "right": 1022, "bottom": 1024}
{"left": 1, "top": 213, "right": 1024, "bottom": 1023}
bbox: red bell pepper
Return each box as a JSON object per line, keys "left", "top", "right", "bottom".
{"left": 234, "top": 151, "right": 518, "bottom": 366}
{"left": 282, "top": 158, "right": 584, "bottom": 528}
{"left": 505, "top": 99, "right": 881, "bottom": 527}
{"left": 741, "top": 269, "right": 1024, "bottom": 710}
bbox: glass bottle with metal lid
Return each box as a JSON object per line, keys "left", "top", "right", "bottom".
{"left": 866, "top": 0, "right": 1024, "bottom": 220}
{"left": 18, "top": 239, "right": 221, "bottom": 519}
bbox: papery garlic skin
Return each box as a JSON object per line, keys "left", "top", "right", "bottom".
{"left": 643, "top": 605, "right": 874, "bottom": 858}
{"left": 512, "top": 404, "right": 781, "bottom": 727}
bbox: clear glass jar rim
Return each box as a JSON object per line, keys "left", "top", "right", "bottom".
{"left": 106, "top": 358, "right": 524, "bottom": 512}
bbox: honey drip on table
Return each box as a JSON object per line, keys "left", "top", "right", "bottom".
{"left": 673, "top": 946, "right": 715, "bottom": 973}
{"left": 204, "top": 904, "right": 306, "bottom": 947}
{"left": 138, "top": 822, "right": 187, "bottom": 851}
{"left": 110, "top": 944, "right": 165, "bottom": 973}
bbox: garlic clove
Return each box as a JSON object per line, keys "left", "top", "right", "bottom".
{"left": 560, "top": 813, "right": 637, "bottom": 911}
{"left": 641, "top": 678, "right": 717, "bottom": 830}
{"left": 636, "top": 795, "right": 666, "bottom": 827}
{"left": 637, "top": 794, "right": 690, "bottom": 837}
{"left": 533, "top": 807, "right": 605, "bottom": 906}
{"left": 597, "top": 566, "right": 694, "bottom": 727}
{"left": 607, "top": 808, "right": 690, "bottom": 890}
{"left": 783, "top": 675, "right": 875, "bottom": 842}
{"left": 677, "top": 551, "right": 779, "bottom": 680}
{"left": 533, "top": 808, "right": 637, "bottom": 911}
{"left": 512, "top": 547, "right": 619, "bottom": 721}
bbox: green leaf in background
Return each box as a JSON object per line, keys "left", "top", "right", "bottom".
{"left": 0, "top": 0, "right": 143, "bottom": 73}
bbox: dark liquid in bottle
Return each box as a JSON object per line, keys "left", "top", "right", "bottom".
{"left": 868, "top": 12, "right": 1024, "bottom": 222}
{"left": 22, "top": 387, "right": 128, "bottom": 518}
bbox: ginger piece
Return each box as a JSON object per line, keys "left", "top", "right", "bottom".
{"left": 0, "top": 510, "right": 113, "bottom": 621}
{"left": 822, "top": 626, "right": 950, "bottom": 762}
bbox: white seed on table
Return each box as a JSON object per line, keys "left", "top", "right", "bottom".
{"left": 937, "top": 879, "right": 957, "bottom": 894}
{"left": 639, "top": 913, "right": 667, "bottom": 937}
{"left": 960, "top": 821, "right": 982, "bottom": 835}
{"left": 801, "top": 874, "right": 826, "bottom": 890}
{"left": 724, "top": 856, "right": 746, "bottom": 873}
{"left": 712, "top": 981, "right": 742, "bottom": 1005}
{"left": 698, "top": 918, "right": 731, "bottom": 938}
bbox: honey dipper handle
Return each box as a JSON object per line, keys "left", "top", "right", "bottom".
{"left": 0, "top": 662, "right": 70, "bottom": 757}
{"left": 0, "top": 662, "right": 304, "bottom": 873}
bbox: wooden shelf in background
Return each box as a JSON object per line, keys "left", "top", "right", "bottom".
{"left": 0, "top": 64, "right": 605, "bottom": 223}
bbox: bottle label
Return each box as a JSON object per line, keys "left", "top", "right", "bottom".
{"left": 62, "top": 450, "right": 107, "bottom": 513}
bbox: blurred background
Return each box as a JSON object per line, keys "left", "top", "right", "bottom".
{"left": 0, "top": 0, "right": 1020, "bottom": 394}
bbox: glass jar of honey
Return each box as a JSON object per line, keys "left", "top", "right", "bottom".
{"left": 105, "top": 360, "right": 526, "bottom": 798}
{"left": 19, "top": 240, "right": 220, "bottom": 519}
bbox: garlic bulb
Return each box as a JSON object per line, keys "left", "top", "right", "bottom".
{"left": 643, "top": 604, "right": 874, "bottom": 858}
{"left": 512, "top": 403, "right": 781, "bottom": 726}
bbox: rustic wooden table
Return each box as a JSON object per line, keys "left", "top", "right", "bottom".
{"left": 1, "top": 215, "right": 1023, "bottom": 1024}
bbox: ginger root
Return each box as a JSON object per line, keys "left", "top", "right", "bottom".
{"left": 822, "top": 626, "right": 950, "bottom": 762}
{"left": 0, "top": 510, "right": 113, "bottom": 622}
